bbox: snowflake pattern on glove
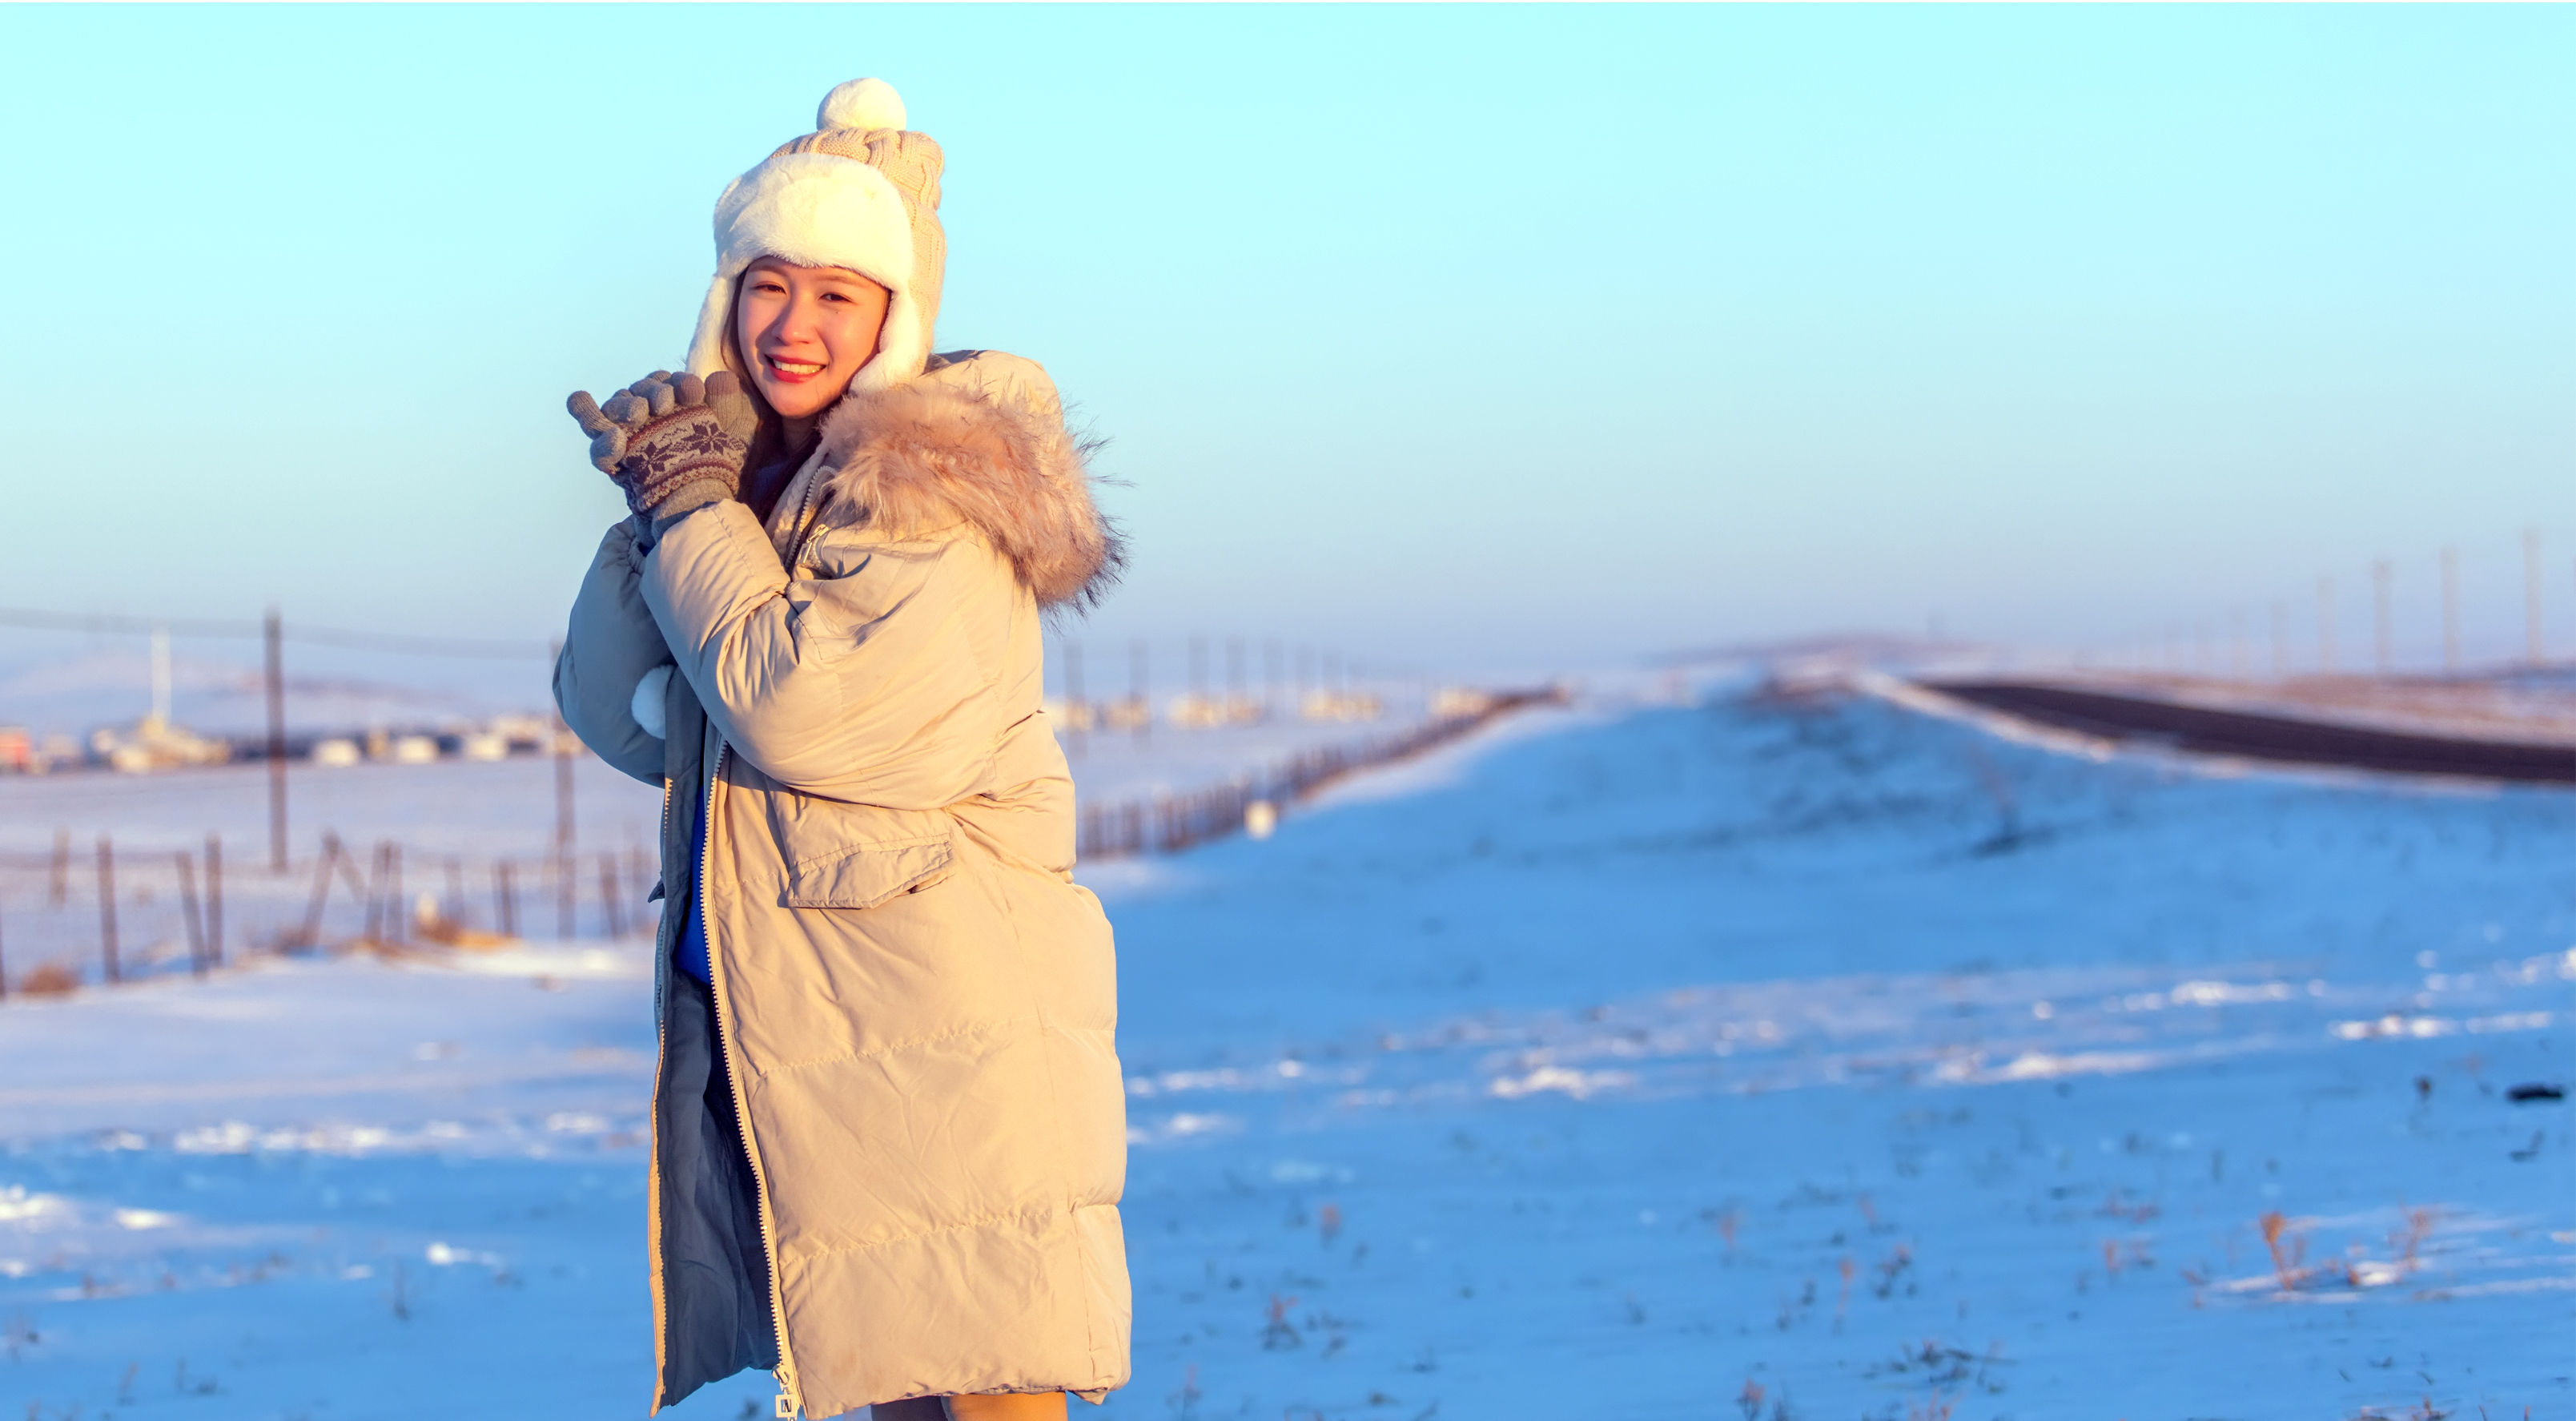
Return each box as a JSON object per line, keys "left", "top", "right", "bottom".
{"left": 673, "top": 421, "right": 743, "bottom": 459}
{"left": 612, "top": 417, "right": 750, "bottom": 516}
{"left": 569, "top": 372, "right": 758, "bottom": 519}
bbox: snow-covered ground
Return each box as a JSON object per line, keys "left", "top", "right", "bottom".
{"left": 0, "top": 690, "right": 2568, "bottom": 1419}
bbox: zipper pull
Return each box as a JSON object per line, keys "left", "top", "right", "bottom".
{"left": 772, "top": 1366, "right": 801, "bottom": 1419}
{"left": 773, "top": 1389, "right": 797, "bottom": 1419}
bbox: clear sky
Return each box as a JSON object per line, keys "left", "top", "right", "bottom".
{"left": 1, "top": 4, "right": 2568, "bottom": 678}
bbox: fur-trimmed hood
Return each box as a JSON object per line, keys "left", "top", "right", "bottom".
{"left": 814, "top": 350, "right": 1121, "bottom": 611}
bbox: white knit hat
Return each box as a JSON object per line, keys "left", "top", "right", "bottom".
{"left": 683, "top": 78, "right": 946, "bottom": 395}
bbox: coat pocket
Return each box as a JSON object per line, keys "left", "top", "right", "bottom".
{"left": 783, "top": 834, "right": 954, "bottom": 909}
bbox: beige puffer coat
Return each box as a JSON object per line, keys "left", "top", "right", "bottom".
{"left": 554, "top": 351, "right": 1129, "bottom": 1419}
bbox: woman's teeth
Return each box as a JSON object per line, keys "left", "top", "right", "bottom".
{"left": 766, "top": 356, "right": 825, "bottom": 378}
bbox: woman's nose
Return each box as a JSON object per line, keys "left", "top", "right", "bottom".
{"left": 778, "top": 294, "right": 827, "bottom": 343}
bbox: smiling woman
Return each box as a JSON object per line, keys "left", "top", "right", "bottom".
{"left": 551, "top": 76, "right": 1129, "bottom": 1421}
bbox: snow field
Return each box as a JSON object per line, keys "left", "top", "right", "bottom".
{"left": 0, "top": 691, "right": 2566, "bottom": 1419}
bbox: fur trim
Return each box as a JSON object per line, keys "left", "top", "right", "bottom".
{"left": 815, "top": 356, "right": 1123, "bottom": 611}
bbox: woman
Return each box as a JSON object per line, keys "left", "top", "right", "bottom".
{"left": 553, "top": 78, "right": 1129, "bottom": 1421}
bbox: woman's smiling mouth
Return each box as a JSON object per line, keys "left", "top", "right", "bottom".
{"left": 763, "top": 354, "right": 826, "bottom": 382}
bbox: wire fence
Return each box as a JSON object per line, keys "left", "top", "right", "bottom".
{"left": 1076, "top": 685, "right": 1564, "bottom": 859}
{"left": 0, "top": 831, "right": 654, "bottom": 999}
{"left": 0, "top": 686, "right": 1565, "bottom": 999}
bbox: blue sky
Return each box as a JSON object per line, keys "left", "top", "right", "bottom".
{"left": 1, "top": 4, "right": 2568, "bottom": 679}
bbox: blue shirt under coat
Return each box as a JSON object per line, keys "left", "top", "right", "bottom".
{"left": 674, "top": 799, "right": 710, "bottom": 985}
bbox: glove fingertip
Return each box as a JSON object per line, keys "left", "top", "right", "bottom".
{"left": 673, "top": 373, "right": 705, "bottom": 405}
{"left": 569, "top": 391, "right": 618, "bottom": 437}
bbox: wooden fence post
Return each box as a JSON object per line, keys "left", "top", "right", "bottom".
{"left": 300, "top": 835, "right": 341, "bottom": 948}
{"left": 388, "top": 843, "right": 407, "bottom": 944}
{"left": 176, "top": 850, "right": 207, "bottom": 976}
{"left": 361, "top": 841, "right": 388, "bottom": 943}
{"left": 495, "top": 859, "right": 519, "bottom": 938}
{"left": 95, "top": 835, "right": 119, "bottom": 984}
{"left": 598, "top": 852, "right": 625, "bottom": 939}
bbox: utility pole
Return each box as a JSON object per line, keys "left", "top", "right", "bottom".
{"left": 1264, "top": 639, "right": 1283, "bottom": 720}
{"left": 1128, "top": 639, "right": 1150, "bottom": 748}
{"left": 2526, "top": 528, "right": 2546, "bottom": 665}
{"left": 2317, "top": 577, "right": 2337, "bottom": 674}
{"left": 1062, "top": 637, "right": 1085, "bottom": 758}
{"left": 264, "top": 608, "right": 287, "bottom": 872}
{"left": 552, "top": 638, "right": 575, "bottom": 939}
{"left": 2372, "top": 558, "right": 2393, "bottom": 677}
{"left": 148, "top": 626, "right": 171, "bottom": 728}
{"left": 2440, "top": 546, "right": 2460, "bottom": 674}
{"left": 2269, "top": 601, "right": 2289, "bottom": 678}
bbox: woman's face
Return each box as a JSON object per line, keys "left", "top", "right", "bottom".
{"left": 734, "top": 256, "right": 892, "bottom": 421}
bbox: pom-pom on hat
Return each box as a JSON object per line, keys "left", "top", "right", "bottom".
{"left": 683, "top": 78, "right": 946, "bottom": 395}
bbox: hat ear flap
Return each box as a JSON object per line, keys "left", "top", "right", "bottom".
{"left": 684, "top": 272, "right": 737, "bottom": 379}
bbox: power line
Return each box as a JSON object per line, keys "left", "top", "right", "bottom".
{"left": 0, "top": 606, "right": 551, "bottom": 660}
{"left": 275, "top": 626, "right": 553, "bottom": 660}
{"left": 0, "top": 608, "right": 255, "bottom": 638}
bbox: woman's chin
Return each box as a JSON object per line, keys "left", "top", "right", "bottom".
{"left": 757, "top": 380, "right": 842, "bottom": 422}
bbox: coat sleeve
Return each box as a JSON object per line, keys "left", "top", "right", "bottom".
{"left": 554, "top": 519, "right": 673, "bottom": 787}
{"left": 638, "top": 499, "right": 1006, "bottom": 803}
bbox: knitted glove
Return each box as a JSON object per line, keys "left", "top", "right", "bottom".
{"left": 567, "top": 371, "right": 758, "bottom": 521}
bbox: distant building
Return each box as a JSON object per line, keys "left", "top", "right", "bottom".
{"left": 89, "top": 715, "right": 232, "bottom": 773}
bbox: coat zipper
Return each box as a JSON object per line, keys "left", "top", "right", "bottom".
{"left": 763, "top": 461, "right": 823, "bottom": 1419}
{"left": 649, "top": 743, "right": 680, "bottom": 1413}
{"left": 645, "top": 770, "right": 676, "bottom": 1414}
{"left": 698, "top": 742, "right": 804, "bottom": 1418}
{"left": 662, "top": 453, "right": 823, "bottom": 1415}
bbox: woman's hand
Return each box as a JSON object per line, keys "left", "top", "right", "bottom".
{"left": 567, "top": 371, "right": 759, "bottom": 521}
